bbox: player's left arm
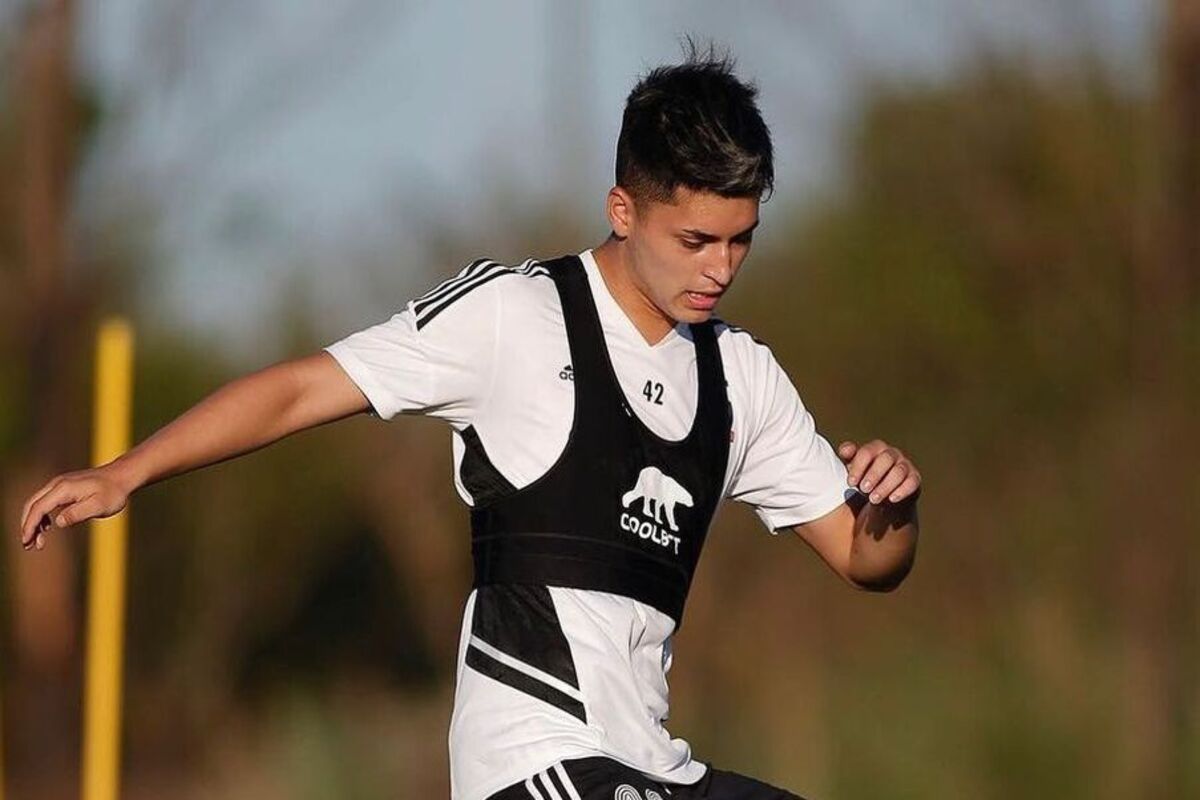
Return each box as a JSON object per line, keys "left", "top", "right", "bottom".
{"left": 790, "top": 439, "right": 920, "bottom": 592}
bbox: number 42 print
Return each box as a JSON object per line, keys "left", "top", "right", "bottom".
{"left": 642, "top": 380, "right": 664, "bottom": 405}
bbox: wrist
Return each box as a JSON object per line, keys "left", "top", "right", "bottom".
{"left": 104, "top": 454, "right": 146, "bottom": 495}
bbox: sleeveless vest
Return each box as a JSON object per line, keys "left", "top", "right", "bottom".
{"left": 464, "top": 254, "right": 731, "bottom": 627}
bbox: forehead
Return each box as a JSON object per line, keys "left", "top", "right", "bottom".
{"left": 642, "top": 187, "right": 759, "bottom": 233}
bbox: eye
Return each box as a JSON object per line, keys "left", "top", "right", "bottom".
{"left": 733, "top": 233, "right": 754, "bottom": 246}
{"left": 680, "top": 239, "right": 704, "bottom": 251}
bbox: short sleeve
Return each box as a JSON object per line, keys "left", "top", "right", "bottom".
{"left": 725, "top": 341, "right": 856, "bottom": 532}
{"left": 322, "top": 261, "right": 499, "bottom": 428}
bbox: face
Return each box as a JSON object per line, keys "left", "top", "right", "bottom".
{"left": 608, "top": 185, "right": 760, "bottom": 326}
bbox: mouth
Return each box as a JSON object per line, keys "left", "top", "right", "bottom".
{"left": 684, "top": 290, "right": 722, "bottom": 311}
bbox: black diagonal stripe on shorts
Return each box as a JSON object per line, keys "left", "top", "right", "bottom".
{"left": 471, "top": 584, "right": 580, "bottom": 689}
{"left": 465, "top": 644, "right": 586, "bottom": 722}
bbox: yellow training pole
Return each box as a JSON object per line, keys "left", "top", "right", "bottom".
{"left": 83, "top": 318, "right": 134, "bottom": 800}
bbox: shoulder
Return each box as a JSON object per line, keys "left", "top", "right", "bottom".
{"left": 712, "top": 319, "right": 783, "bottom": 386}
{"left": 711, "top": 318, "right": 812, "bottom": 434}
{"left": 714, "top": 319, "right": 772, "bottom": 351}
{"left": 410, "top": 256, "right": 555, "bottom": 332}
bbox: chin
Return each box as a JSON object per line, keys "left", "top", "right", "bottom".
{"left": 675, "top": 307, "right": 714, "bottom": 324}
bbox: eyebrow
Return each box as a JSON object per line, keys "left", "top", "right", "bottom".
{"left": 680, "top": 219, "right": 760, "bottom": 242}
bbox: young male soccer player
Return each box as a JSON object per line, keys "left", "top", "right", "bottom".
{"left": 19, "top": 52, "right": 921, "bottom": 799}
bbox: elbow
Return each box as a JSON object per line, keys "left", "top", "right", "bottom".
{"left": 846, "top": 557, "right": 914, "bottom": 593}
{"left": 850, "top": 572, "right": 907, "bottom": 593}
{"left": 845, "top": 521, "right": 918, "bottom": 593}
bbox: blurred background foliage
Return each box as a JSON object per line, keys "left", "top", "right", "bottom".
{"left": 0, "top": 1, "right": 1196, "bottom": 798}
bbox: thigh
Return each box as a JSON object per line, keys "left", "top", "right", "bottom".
{"left": 486, "top": 758, "right": 663, "bottom": 800}
{"left": 486, "top": 758, "right": 805, "bottom": 800}
{"left": 667, "top": 765, "right": 805, "bottom": 800}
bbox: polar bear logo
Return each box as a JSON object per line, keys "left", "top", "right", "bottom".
{"left": 621, "top": 467, "right": 693, "bottom": 532}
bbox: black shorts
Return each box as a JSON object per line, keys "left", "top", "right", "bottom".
{"left": 485, "top": 757, "right": 805, "bottom": 800}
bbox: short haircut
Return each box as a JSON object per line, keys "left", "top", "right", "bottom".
{"left": 615, "top": 41, "right": 775, "bottom": 204}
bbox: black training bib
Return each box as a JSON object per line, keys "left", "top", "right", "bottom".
{"left": 466, "top": 254, "right": 731, "bottom": 626}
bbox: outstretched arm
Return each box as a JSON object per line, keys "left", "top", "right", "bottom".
{"left": 17, "top": 351, "right": 369, "bottom": 549}
{"left": 790, "top": 439, "right": 921, "bottom": 592}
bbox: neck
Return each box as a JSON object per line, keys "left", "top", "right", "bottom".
{"left": 591, "top": 236, "right": 675, "bottom": 345}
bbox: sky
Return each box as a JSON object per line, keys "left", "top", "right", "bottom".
{"left": 4, "top": 0, "right": 1156, "bottom": 359}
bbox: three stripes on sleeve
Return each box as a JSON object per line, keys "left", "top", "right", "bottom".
{"left": 414, "top": 258, "right": 549, "bottom": 330}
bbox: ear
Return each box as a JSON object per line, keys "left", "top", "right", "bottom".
{"left": 606, "top": 186, "right": 635, "bottom": 239}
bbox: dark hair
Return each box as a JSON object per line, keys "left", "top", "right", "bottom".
{"left": 615, "top": 41, "right": 774, "bottom": 204}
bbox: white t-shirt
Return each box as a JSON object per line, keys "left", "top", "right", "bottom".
{"left": 324, "top": 249, "right": 853, "bottom": 799}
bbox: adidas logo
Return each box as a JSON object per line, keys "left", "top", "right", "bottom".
{"left": 558, "top": 364, "right": 574, "bottom": 381}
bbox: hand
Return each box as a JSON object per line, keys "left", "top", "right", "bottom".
{"left": 18, "top": 464, "right": 134, "bottom": 551}
{"left": 837, "top": 439, "right": 922, "bottom": 505}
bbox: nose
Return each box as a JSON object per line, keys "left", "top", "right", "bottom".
{"left": 703, "top": 245, "right": 734, "bottom": 289}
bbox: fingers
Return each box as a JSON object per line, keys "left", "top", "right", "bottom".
{"left": 21, "top": 481, "right": 89, "bottom": 548}
{"left": 54, "top": 495, "right": 104, "bottom": 531}
{"left": 870, "top": 462, "right": 909, "bottom": 504}
{"left": 20, "top": 475, "right": 63, "bottom": 537}
{"left": 886, "top": 472, "right": 922, "bottom": 504}
{"left": 836, "top": 441, "right": 858, "bottom": 462}
{"left": 858, "top": 449, "right": 897, "bottom": 501}
{"left": 845, "top": 439, "right": 887, "bottom": 488}
{"left": 19, "top": 467, "right": 131, "bottom": 551}
{"left": 30, "top": 505, "right": 69, "bottom": 550}
{"left": 28, "top": 494, "right": 110, "bottom": 550}
{"left": 26, "top": 504, "right": 61, "bottom": 551}
{"left": 844, "top": 439, "right": 922, "bottom": 504}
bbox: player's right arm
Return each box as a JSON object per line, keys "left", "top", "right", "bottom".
{"left": 17, "top": 351, "right": 370, "bottom": 550}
